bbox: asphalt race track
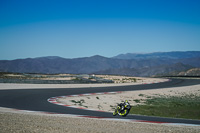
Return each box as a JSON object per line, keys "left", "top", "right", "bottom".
{"left": 0, "top": 78, "right": 200, "bottom": 125}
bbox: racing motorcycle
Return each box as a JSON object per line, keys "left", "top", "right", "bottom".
{"left": 113, "top": 100, "right": 131, "bottom": 117}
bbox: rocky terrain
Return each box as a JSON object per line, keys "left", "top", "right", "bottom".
{"left": 178, "top": 68, "right": 200, "bottom": 76}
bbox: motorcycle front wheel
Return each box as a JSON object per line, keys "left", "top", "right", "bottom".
{"left": 113, "top": 109, "right": 118, "bottom": 116}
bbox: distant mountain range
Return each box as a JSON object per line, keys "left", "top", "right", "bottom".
{"left": 0, "top": 51, "right": 200, "bottom": 77}
{"left": 113, "top": 51, "right": 200, "bottom": 60}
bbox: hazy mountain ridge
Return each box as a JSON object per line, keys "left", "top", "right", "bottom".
{"left": 113, "top": 51, "right": 200, "bottom": 60}
{"left": 95, "top": 63, "right": 194, "bottom": 77}
{"left": 0, "top": 51, "right": 200, "bottom": 77}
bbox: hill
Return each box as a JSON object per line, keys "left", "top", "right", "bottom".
{"left": 177, "top": 68, "right": 200, "bottom": 76}
{"left": 0, "top": 51, "right": 200, "bottom": 77}
{"left": 113, "top": 51, "right": 200, "bottom": 60}
{"left": 95, "top": 63, "right": 193, "bottom": 77}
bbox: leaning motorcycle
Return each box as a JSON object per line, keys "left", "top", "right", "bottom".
{"left": 113, "top": 101, "right": 131, "bottom": 117}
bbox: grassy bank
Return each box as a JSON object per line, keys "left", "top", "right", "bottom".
{"left": 129, "top": 94, "right": 200, "bottom": 120}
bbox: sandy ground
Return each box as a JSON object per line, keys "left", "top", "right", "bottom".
{"left": 0, "top": 78, "right": 200, "bottom": 132}
{"left": 58, "top": 84, "right": 200, "bottom": 112}
{"left": 0, "top": 111, "right": 200, "bottom": 133}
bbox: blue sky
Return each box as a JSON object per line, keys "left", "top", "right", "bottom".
{"left": 0, "top": 0, "right": 200, "bottom": 60}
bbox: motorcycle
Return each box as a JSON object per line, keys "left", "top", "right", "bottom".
{"left": 113, "top": 100, "right": 131, "bottom": 117}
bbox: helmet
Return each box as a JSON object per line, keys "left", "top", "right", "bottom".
{"left": 125, "top": 100, "right": 128, "bottom": 103}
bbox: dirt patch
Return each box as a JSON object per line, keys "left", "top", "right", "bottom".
{"left": 0, "top": 112, "right": 199, "bottom": 133}
{"left": 58, "top": 84, "right": 200, "bottom": 112}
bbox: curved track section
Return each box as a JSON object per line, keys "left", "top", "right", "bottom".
{"left": 0, "top": 78, "right": 200, "bottom": 125}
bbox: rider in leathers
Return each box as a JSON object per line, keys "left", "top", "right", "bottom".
{"left": 118, "top": 100, "right": 130, "bottom": 116}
